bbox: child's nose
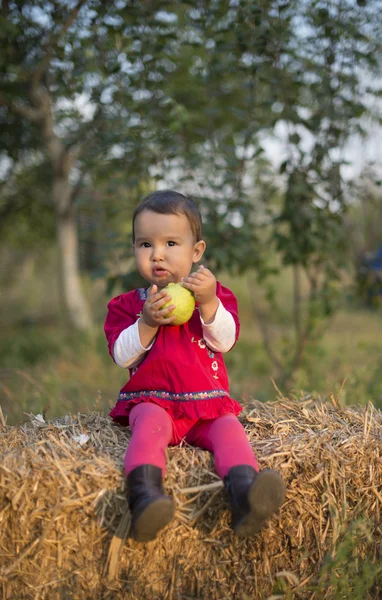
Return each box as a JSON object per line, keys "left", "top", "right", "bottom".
{"left": 151, "top": 246, "right": 164, "bottom": 261}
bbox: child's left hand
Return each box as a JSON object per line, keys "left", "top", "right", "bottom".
{"left": 182, "top": 265, "right": 217, "bottom": 306}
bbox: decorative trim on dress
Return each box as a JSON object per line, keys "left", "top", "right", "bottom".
{"left": 118, "top": 389, "right": 229, "bottom": 402}
{"left": 138, "top": 288, "right": 148, "bottom": 300}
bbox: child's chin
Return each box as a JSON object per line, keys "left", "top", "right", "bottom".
{"left": 152, "top": 277, "right": 171, "bottom": 287}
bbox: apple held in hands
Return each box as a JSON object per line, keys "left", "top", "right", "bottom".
{"left": 162, "top": 282, "right": 195, "bottom": 325}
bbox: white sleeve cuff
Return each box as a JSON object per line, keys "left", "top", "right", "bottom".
{"left": 200, "top": 299, "right": 236, "bottom": 353}
{"left": 113, "top": 320, "right": 155, "bottom": 368}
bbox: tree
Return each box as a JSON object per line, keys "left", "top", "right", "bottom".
{"left": 1, "top": 0, "right": 297, "bottom": 319}
{"left": 0, "top": 1, "right": 94, "bottom": 329}
{"left": 1, "top": 0, "right": 381, "bottom": 365}
{"left": 0, "top": 1, "right": 193, "bottom": 329}
{"left": 344, "top": 170, "right": 382, "bottom": 306}
{"left": 249, "top": 0, "right": 382, "bottom": 386}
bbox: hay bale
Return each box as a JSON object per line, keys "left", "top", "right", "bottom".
{"left": 0, "top": 398, "right": 381, "bottom": 600}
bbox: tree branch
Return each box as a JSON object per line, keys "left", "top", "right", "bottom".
{"left": 248, "top": 282, "right": 285, "bottom": 378}
{"left": 289, "top": 266, "right": 319, "bottom": 379}
{"left": 293, "top": 264, "right": 302, "bottom": 344}
{"left": 31, "top": 0, "right": 88, "bottom": 88}
{"left": 0, "top": 92, "right": 43, "bottom": 122}
{"left": 1, "top": 0, "right": 10, "bottom": 15}
{"left": 70, "top": 169, "right": 88, "bottom": 205}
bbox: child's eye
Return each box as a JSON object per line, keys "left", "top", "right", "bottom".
{"left": 167, "top": 241, "right": 177, "bottom": 247}
{"left": 141, "top": 242, "right": 151, "bottom": 248}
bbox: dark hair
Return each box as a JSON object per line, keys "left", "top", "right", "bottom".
{"left": 132, "top": 190, "right": 202, "bottom": 242}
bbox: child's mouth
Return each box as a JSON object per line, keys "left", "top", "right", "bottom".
{"left": 153, "top": 267, "right": 168, "bottom": 277}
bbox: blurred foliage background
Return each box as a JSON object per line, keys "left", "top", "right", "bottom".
{"left": 1, "top": 0, "right": 382, "bottom": 425}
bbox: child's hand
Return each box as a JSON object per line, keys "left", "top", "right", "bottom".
{"left": 182, "top": 266, "right": 217, "bottom": 306}
{"left": 141, "top": 285, "right": 176, "bottom": 328}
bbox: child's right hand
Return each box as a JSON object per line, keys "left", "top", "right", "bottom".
{"left": 141, "top": 285, "right": 176, "bottom": 328}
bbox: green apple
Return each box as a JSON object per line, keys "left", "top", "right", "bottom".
{"left": 162, "top": 282, "right": 195, "bottom": 325}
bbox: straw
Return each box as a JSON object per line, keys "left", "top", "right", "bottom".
{"left": 0, "top": 398, "right": 381, "bottom": 599}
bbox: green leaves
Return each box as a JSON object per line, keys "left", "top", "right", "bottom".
{"left": 2, "top": 0, "right": 381, "bottom": 334}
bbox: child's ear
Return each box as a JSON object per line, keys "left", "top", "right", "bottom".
{"left": 193, "top": 240, "right": 206, "bottom": 263}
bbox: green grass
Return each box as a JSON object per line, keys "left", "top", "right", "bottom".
{"left": 0, "top": 325, "right": 122, "bottom": 424}
{"left": 271, "top": 520, "right": 382, "bottom": 600}
{"left": 224, "top": 271, "right": 382, "bottom": 408}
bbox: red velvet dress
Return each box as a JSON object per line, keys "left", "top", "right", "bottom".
{"left": 104, "top": 282, "right": 243, "bottom": 426}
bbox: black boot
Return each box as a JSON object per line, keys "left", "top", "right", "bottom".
{"left": 127, "top": 465, "right": 175, "bottom": 542}
{"left": 224, "top": 465, "right": 285, "bottom": 537}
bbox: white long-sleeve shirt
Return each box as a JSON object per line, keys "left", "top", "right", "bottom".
{"left": 113, "top": 298, "right": 236, "bottom": 369}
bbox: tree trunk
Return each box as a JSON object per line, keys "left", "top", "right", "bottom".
{"left": 53, "top": 172, "right": 93, "bottom": 331}
{"left": 1, "top": 1, "right": 93, "bottom": 332}
{"left": 35, "top": 81, "right": 93, "bottom": 332}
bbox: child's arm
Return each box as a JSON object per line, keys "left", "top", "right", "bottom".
{"left": 200, "top": 300, "right": 236, "bottom": 353}
{"left": 104, "top": 292, "right": 154, "bottom": 369}
{"left": 183, "top": 266, "right": 239, "bottom": 353}
{"left": 113, "top": 321, "right": 156, "bottom": 368}
{"left": 106, "top": 285, "right": 176, "bottom": 369}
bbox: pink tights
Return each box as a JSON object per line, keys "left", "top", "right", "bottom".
{"left": 124, "top": 403, "right": 259, "bottom": 479}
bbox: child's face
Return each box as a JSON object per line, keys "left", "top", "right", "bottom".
{"left": 133, "top": 210, "right": 206, "bottom": 288}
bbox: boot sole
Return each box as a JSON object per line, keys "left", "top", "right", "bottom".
{"left": 234, "top": 470, "right": 285, "bottom": 538}
{"left": 131, "top": 497, "right": 175, "bottom": 543}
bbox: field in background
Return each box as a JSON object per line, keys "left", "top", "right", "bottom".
{"left": 1, "top": 250, "right": 382, "bottom": 425}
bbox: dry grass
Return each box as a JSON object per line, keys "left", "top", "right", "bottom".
{"left": 0, "top": 397, "right": 381, "bottom": 600}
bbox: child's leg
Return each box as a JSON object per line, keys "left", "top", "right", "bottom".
{"left": 124, "top": 403, "right": 175, "bottom": 542}
{"left": 187, "top": 414, "right": 285, "bottom": 537}
{"left": 124, "top": 403, "right": 173, "bottom": 476}
{"left": 186, "top": 413, "right": 259, "bottom": 478}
